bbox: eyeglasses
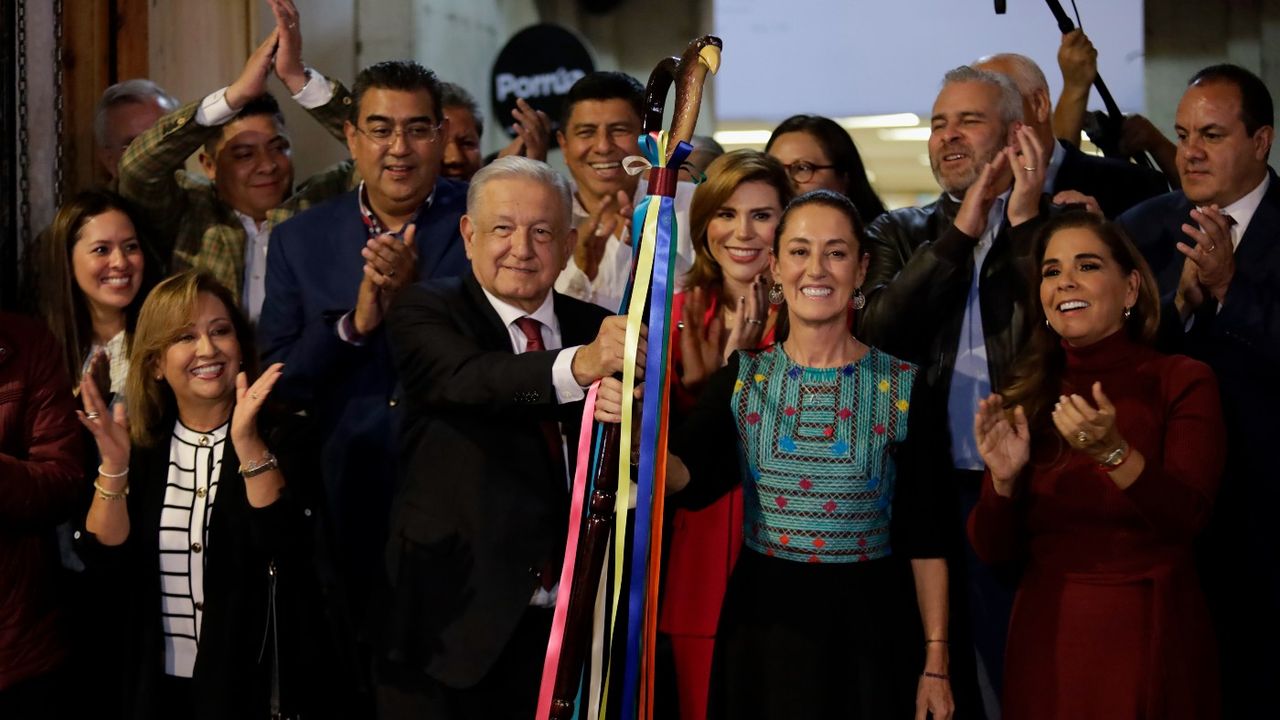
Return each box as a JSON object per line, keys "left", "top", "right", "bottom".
{"left": 782, "top": 160, "right": 836, "bottom": 183}
{"left": 354, "top": 122, "right": 442, "bottom": 147}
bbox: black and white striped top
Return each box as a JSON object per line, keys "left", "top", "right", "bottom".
{"left": 159, "top": 420, "right": 228, "bottom": 678}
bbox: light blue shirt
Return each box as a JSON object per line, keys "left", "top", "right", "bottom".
{"left": 947, "top": 193, "right": 1008, "bottom": 470}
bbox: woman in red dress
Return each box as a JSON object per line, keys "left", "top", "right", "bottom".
{"left": 969, "top": 211, "right": 1225, "bottom": 719}
{"left": 664, "top": 149, "right": 791, "bottom": 719}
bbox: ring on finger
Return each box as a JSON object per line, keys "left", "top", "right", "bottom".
{"left": 386, "top": 269, "right": 396, "bottom": 278}
{"left": 1075, "top": 430, "right": 1090, "bottom": 445}
{"left": 85, "top": 411, "right": 101, "bottom": 420}
{"left": 1023, "top": 165, "right": 1037, "bottom": 172}
{"left": 1207, "top": 244, "right": 1217, "bottom": 252}
{"left": 748, "top": 318, "right": 763, "bottom": 325}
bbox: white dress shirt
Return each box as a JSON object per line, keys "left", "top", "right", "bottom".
{"left": 554, "top": 177, "right": 696, "bottom": 312}
{"left": 479, "top": 287, "right": 587, "bottom": 607}
{"left": 193, "top": 68, "right": 337, "bottom": 321}
{"left": 1216, "top": 172, "right": 1271, "bottom": 250}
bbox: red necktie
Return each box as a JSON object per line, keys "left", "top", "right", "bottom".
{"left": 514, "top": 317, "right": 569, "bottom": 590}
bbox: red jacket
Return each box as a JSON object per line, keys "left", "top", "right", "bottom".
{"left": 0, "top": 313, "right": 84, "bottom": 689}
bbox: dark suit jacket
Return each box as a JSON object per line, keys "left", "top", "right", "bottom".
{"left": 257, "top": 179, "right": 469, "bottom": 606}
{"left": 1052, "top": 140, "right": 1169, "bottom": 219}
{"left": 1117, "top": 172, "right": 1280, "bottom": 708}
{"left": 381, "top": 273, "right": 609, "bottom": 688}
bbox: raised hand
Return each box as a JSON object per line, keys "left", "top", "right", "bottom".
{"left": 226, "top": 28, "right": 280, "bottom": 110}
{"left": 85, "top": 349, "right": 112, "bottom": 405}
{"left": 1177, "top": 205, "right": 1236, "bottom": 304}
{"left": 77, "top": 366, "right": 131, "bottom": 478}
{"left": 953, "top": 150, "right": 1010, "bottom": 238}
{"left": 1051, "top": 382, "right": 1125, "bottom": 463}
{"left": 1051, "top": 190, "right": 1103, "bottom": 218}
{"left": 677, "top": 286, "right": 723, "bottom": 390}
{"left": 267, "top": 0, "right": 308, "bottom": 94}
{"left": 355, "top": 224, "right": 419, "bottom": 335}
{"left": 722, "top": 273, "right": 770, "bottom": 361}
{"left": 496, "top": 98, "right": 552, "bottom": 162}
{"left": 230, "top": 362, "right": 284, "bottom": 451}
{"left": 974, "top": 393, "right": 1030, "bottom": 495}
{"left": 1057, "top": 29, "right": 1098, "bottom": 90}
{"left": 574, "top": 191, "right": 632, "bottom": 278}
{"left": 1005, "top": 124, "right": 1047, "bottom": 227}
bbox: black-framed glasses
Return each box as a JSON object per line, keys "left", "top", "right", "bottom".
{"left": 782, "top": 160, "right": 836, "bottom": 183}
{"left": 354, "top": 122, "right": 442, "bottom": 147}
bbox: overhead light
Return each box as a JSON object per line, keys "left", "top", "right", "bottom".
{"left": 712, "top": 130, "right": 774, "bottom": 145}
{"left": 834, "top": 113, "right": 920, "bottom": 129}
{"left": 878, "top": 127, "right": 932, "bottom": 142}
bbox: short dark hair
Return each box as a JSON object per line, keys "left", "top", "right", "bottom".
{"left": 559, "top": 71, "right": 643, "bottom": 130}
{"left": 204, "top": 93, "right": 285, "bottom": 154}
{"left": 767, "top": 115, "right": 887, "bottom": 225}
{"left": 1189, "top": 63, "right": 1275, "bottom": 135}
{"left": 440, "top": 81, "right": 484, "bottom": 137}
{"left": 351, "top": 60, "right": 443, "bottom": 124}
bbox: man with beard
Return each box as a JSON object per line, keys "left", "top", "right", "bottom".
{"left": 859, "top": 65, "right": 1045, "bottom": 720}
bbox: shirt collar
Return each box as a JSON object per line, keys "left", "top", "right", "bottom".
{"left": 480, "top": 285, "right": 559, "bottom": 334}
{"left": 1217, "top": 172, "right": 1271, "bottom": 237}
{"left": 357, "top": 181, "right": 435, "bottom": 237}
{"left": 233, "top": 210, "right": 266, "bottom": 239}
{"left": 1044, "top": 139, "right": 1068, "bottom": 191}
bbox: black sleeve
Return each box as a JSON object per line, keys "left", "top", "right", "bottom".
{"left": 668, "top": 353, "right": 744, "bottom": 510}
{"left": 889, "top": 378, "right": 952, "bottom": 559}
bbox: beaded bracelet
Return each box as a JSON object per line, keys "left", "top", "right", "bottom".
{"left": 98, "top": 464, "right": 129, "bottom": 479}
{"left": 93, "top": 479, "right": 129, "bottom": 501}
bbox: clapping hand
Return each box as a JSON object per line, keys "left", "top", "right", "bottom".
{"left": 230, "top": 363, "right": 284, "bottom": 452}
{"left": 574, "top": 191, "right": 633, "bottom": 279}
{"left": 677, "top": 286, "right": 723, "bottom": 390}
{"left": 1004, "top": 124, "right": 1047, "bottom": 227}
{"left": 497, "top": 98, "right": 552, "bottom": 162}
{"left": 267, "top": 0, "right": 309, "bottom": 94}
{"left": 953, "top": 149, "right": 1011, "bottom": 238}
{"left": 1177, "top": 205, "right": 1235, "bottom": 304}
{"left": 974, "top": 393, "right": 1030, "bottom": 496}
{"left": 1051, "top": 382, "right": 1124, "bottom": 463}
{"left": 723, "top": 274, "right": 770, "bottom": 362}
{"left": 226, "top": 28, "right": 279, "bottom": 110}
{"left": 77, "top": 364, "right": 131, "bottom": 478}
{"left": 354, "top": 224, "right": 419, "bottom": 335}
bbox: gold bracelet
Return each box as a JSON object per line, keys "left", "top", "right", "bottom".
{"left": 93, "top": 479, "right": 129, "bottom": 500}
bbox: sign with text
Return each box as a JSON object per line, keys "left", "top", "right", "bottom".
{"left": 491, "top": 24, "right": 595, "bottom": 140}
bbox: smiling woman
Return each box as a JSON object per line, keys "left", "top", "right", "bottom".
{"left": 38, "top": 189, "right": 156, "bottom": 400}
{"left": 75, "top": 271, "right": 355, "bottom": 719}
{"left": 968, "top": 211, "right": 1225, "bottom": 719}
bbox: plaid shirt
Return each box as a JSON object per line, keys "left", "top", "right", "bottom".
{"left": 116, "top": 80, "right": 354, "bottom": 304}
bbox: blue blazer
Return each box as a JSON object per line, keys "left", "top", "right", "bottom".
{"left": 257, "top": 178, "right": 470, "bottom": 609}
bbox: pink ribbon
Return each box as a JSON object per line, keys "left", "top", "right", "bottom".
{"left": 535, "top": 381, "right": 600, "bottom": 720}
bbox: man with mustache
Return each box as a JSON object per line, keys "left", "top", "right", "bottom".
{"left": 554, "top": 72, "right": 697, "bottom": 312}
{"left": 859, "top": 65, "right": 1043, "bottom": 720}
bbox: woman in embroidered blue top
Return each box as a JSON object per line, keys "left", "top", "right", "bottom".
{"left": 598, "top": 190, "right": 953, "bottom": 719}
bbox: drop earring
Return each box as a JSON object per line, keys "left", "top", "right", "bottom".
{"left": 768, "top": 283, "right": 785, "bottom": 306}
{"left": 850, "top": 288, "right": 866, "bottom": 311}
{"left": 1123, "top": 306, "right": 1132, "bottom": 319}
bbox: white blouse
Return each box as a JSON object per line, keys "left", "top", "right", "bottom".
{"left": 158, "top": 420, "right": 228, "bottom": 678}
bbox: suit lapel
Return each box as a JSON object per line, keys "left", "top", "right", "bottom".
{"left": 461, "top": 273, "right": 514, "bottom": 351}
{"left": 415, "top": 181, "right": 465, "bottom": 278}
{"left": 1235, "top": 169, "right": 1280, "bottom": 268}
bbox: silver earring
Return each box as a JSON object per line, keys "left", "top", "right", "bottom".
{"left": 850, "top": 288, "right": 866, "bottom": 310}
{"left": 1123, "top": 306, "right": 1132, "bottom": 319}
{"left": 768, "top": 283, "right": 785, "bottom": 306}
{"left": 1045, "top": 318, "right": 1051, "bottom": 328}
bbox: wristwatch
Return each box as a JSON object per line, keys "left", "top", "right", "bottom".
{"left": 1099, "top": 442, "right": 1128, "bottom": 470}
{"left": 240, "top": 452, "right": 279, "bottom": 478}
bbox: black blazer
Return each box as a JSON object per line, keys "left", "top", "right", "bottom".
{"left": 1117, "top": 172, "right": 1280, "bottom": 567}
{"left": 1051, "top": 140, "right": 1170, "bottom": 219}
{"left": 78, "top": 414, "right": 354, "bottom": 720}
{"left": 382, "top": 273, "right": 610, "bottom": 688}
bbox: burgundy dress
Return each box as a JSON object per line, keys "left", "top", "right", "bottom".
{"left": 968, "top": 331, "right": 1225, "bottom": 719}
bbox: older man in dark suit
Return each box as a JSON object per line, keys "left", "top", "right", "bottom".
{"left": 376, "top": 156, "right": 634, "bottom": 718}
{"left": 1117, "top": 63, "right": 1280, "bottom": 720}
